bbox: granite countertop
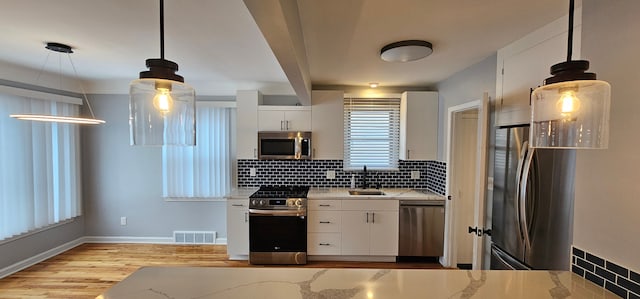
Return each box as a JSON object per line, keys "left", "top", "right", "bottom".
{"left": 225, "top": 187, "right": 259, "bottom": 199}
{"left": 98, "top": 267, "right": 618, "bottom": 299}
{"left": 308, "top": 188, "right": 445, "bottom": 200}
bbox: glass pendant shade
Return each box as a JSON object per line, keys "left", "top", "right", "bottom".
{"left": 129, "top": 78, "right": 195, "bottom": 146}
{"left": 531, "top": 79, "right": 610, "bottom": 149}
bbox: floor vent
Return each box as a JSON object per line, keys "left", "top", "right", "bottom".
{"left": 173, "top": 231, "right": 216, "bottom": 244}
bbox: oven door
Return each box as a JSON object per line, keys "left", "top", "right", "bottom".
{"left": 249, "top": 210, "right": 307, "bottom": 264}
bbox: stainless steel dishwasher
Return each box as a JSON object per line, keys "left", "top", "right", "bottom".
{"left": 398, "top": 200, "right": 445, "bottom": 257}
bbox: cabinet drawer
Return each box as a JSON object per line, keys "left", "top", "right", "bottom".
{"left": 308, "top": 211, "right": 341, "bottom": 232}
{"left": 227, "top": 199, "right": 249, "bottom": 209}
{"left": 308, "top": 200, "right": 342, "bottom": 210}
{"left": 341, "top": 200, "right": 398, "bottom": 211}
{"left": 307, "top": 233, "right": 341, "bottom": 255}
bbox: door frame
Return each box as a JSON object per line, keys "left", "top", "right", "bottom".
{"left": 441, "top": 93, "right": 490, "bottom": 269}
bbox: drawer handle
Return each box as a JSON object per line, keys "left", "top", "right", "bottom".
{"left": 231, "top": 204, "right": 244, "bottom": 207}
{"left": 319, "top": 221, "right": 331, "bottom": 224}
{"left": 319, "top": 204, "right": 331, "bottom": 207}
{"left": 319, "top": 243, "right": 331, "bottom": 246}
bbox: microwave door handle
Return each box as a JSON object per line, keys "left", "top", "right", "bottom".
{"left": 519, "top": 146, "right": 535, "bottom": 251}
{"left": 514, "top": 141, "right": 528, "bottom": 241}
{"left": 295, "top": 136, "right": 302, "bottom": 159}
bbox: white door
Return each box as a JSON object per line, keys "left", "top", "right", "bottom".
{"left": 452, "top": 110, "right": 479, "bottom": 266}
{"left": 369, "top": 211, "right": 399, "bottom": 256}
{"left": 444, "top": 93, "right": 490, "bottom": 269}
{"left": 341, "top": 211, "right": 370, "bottom": 255}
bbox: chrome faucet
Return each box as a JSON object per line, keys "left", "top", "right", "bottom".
{"left": 361, "top": 165, "right": 368, "bottom": 189}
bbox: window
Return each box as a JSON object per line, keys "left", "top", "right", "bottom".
{"left": 0, "top": 93, "right": 81, "bottom": 241}
{"left": 343, "top": 97, "right": 401, "bottom": 170}
{"left": 162, "top": 102, "right": 236, "bottom": 198}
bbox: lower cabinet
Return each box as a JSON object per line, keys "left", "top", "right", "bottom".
{"left": 226, "top": 199, "right": 249, "bottom": 259}
{"left": 341, "top": 201, "right": 399, "bottom": 256}
{"left": 308, "top": 199, "right": 399, "bottom": 258}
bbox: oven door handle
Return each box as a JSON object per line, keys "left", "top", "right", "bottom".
{"left": 249, "top": 209, "right": 306, "bottom": 217}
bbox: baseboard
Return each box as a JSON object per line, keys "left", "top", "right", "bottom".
{"left": 308, "top": 255, "right": 397, "bottom": 262}
{"left": 83, "top": 236, "right": 175, "bottom": 244}
{"left": 83, "top": 236, "right": 228, "bottom": 245}
{"left": 0, "top": 237, "right": 84, "bottom": 279}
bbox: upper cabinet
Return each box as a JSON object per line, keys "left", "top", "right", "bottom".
{"left": 496, "top": 12, "right": 581, "bottom": 126}
{"left": 311, "top": 90, "right": 344, "bottom": 160}
{"left": 258, "top": 106, "right": 312, "bottom": 131}
{"left": 236, "top": 90, "right": 261, "bottom": 159}
{"left": 400, "top": 91, "right": 438, "bottom": 160}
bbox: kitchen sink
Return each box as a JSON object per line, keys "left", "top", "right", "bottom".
{"left": 348, "top": 190, "right": 385, "bottom": 196}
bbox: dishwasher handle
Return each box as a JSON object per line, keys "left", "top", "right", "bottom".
{"left": 399, "top": 200, "right": 445, "bottom": 207}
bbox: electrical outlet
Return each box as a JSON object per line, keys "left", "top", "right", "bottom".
{"left": 120, "top": 216, "right": 127, "bottom": 226}
{"left": 250, "top": 168, "right": 257, "bottom": 177}
{"left": 326, "top": 170, "right": 336, "bottom": 179}
{"left": 411, "top": 171, "right": 421, "bottom": 179}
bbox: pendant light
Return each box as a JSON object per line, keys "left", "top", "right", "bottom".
{"left": 9, "top": 42, "right": 105, "bottom": 125}
{"left": 530, "top": 0, "right": 610, "bottom": 149}
{"left": 129, "top": 0, "right": 196, "bottom": 146}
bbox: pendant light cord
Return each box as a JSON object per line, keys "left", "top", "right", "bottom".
{"left": 566, "top": 0, "right": 574, "bottom": 62}
{"left": 160, "top": 0, "right": 165, "bottom": 60}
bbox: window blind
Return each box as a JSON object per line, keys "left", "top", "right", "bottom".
{"left": 343, "top": 98, "right": 401, "bottom": 170}
{"left": 162, "top": 103, "right": 236, "bottom": 198}
{"left": 0, "top": 93, "right": 81, "bottom": 241}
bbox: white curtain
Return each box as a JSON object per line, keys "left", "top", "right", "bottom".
{"left": 162, "top": 103, "right": 235, "bottom": 198}
{"left": 0, "top": 93, "right": 81, "bottom": 241}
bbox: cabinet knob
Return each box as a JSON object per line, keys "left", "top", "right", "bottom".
{"left": 253, "top": 148, "right": 257, "bottom": 158}
{"left": 319, "top": 243, "right": 331, "bottom": 246}
{"left": 319, "top": 204, "right": 331, "bottom": 207}
{"left": 319, "top": 221, "right": 331, "bottom": 224}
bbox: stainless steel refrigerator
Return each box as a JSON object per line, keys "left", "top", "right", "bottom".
{"left": 490, "top": 125, "right": 576, "bottom": 270}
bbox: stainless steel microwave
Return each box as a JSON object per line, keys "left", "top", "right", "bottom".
{"left": 258, "top": 131, "right": 312, "bottom": 160}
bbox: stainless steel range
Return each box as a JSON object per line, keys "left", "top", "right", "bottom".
{"left": 248, "top": 186, "right": 308, "bottom": 265}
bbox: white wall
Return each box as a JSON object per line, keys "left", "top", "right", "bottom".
{"left": 81, "top": 95, "right": 228, "bottom": 239}
{"left": 573, "top": 0, "right": 640, "bottom": 272}
{"left": 436, "top": 54, "right": 497, "bottom": 161}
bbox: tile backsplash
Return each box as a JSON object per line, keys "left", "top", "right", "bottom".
{"left": 572, "top": 246, "right": 640, "bottom": 299}
{"left": 237, "top": 159, "right": 446, "bottom": 195}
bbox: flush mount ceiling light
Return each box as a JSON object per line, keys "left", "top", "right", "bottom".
{"left": 9, "top": 42, "right": 105, "bottom": 125}
{"left": 530, "top": 0, "right": 611, "bottom": 149}
{"left": 380, "top": 40, "right": 433, "bottom": 62}
{"left": 129, "top": 0, "right": 196, "bottom": 146}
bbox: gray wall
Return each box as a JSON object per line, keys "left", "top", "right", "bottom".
{"left": 435, "top": 53, "right": 497, "bottom": 268}
{"left": 572, "top": 0, "right": 640, "bottom": 272}
{"left": 81, "top": 94, "right": 227, "bottom": 239}
{"left": 435, "top": 54, "right": 497, "bottom": 161}
{"left": 0, "top": 218, "right": 84, "bottom": 269}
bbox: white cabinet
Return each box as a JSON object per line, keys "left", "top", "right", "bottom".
{"left": 307, "top": 200, "right": 342, "bottom": 255}
{"left": 340, "top": 200, "right": 399, "bottom": 256}
{"left": 258, "top": 106, "right": 312, "bottom": 131}
{"left": 311, "top": 90, "right": 344, "bottom": 159}
{"left": 236, "top": 91, "right": 261, "bottom": 159}
{"left": 496, "top": 14, "right": 581, "bottom": 126}
{"left": 400, "top": 91, "right": 438, "bottom": 160}
{"left": 226, "top": 199, "right": 249, "bottom": 259}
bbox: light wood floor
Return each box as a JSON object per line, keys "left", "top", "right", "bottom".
{"left": 0, "top": 243, "right": 444, "bottom": 299}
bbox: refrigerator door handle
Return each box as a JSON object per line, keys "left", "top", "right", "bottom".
{"left": 520, "top": 146, "right": 535, "bottom": 251}
{"left": 515, "top": 141, "right": 528, "bottom": 241}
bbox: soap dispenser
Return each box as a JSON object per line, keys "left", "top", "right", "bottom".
{"left": 350, "top": 174, "right": 356, "bottom": 189}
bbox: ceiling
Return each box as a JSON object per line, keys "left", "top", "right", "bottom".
{"left": 0, "top": 0, "right": 570, "bottom": 98}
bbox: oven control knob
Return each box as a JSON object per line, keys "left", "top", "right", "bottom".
{"left": 251, "top": 199, "right": 258, "bottom": 206}
{"left": 259, "top": 200, "right": 266, "bottom": 206}
{"left": 295, "top": 199, "right": 302, "bottom": 207}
